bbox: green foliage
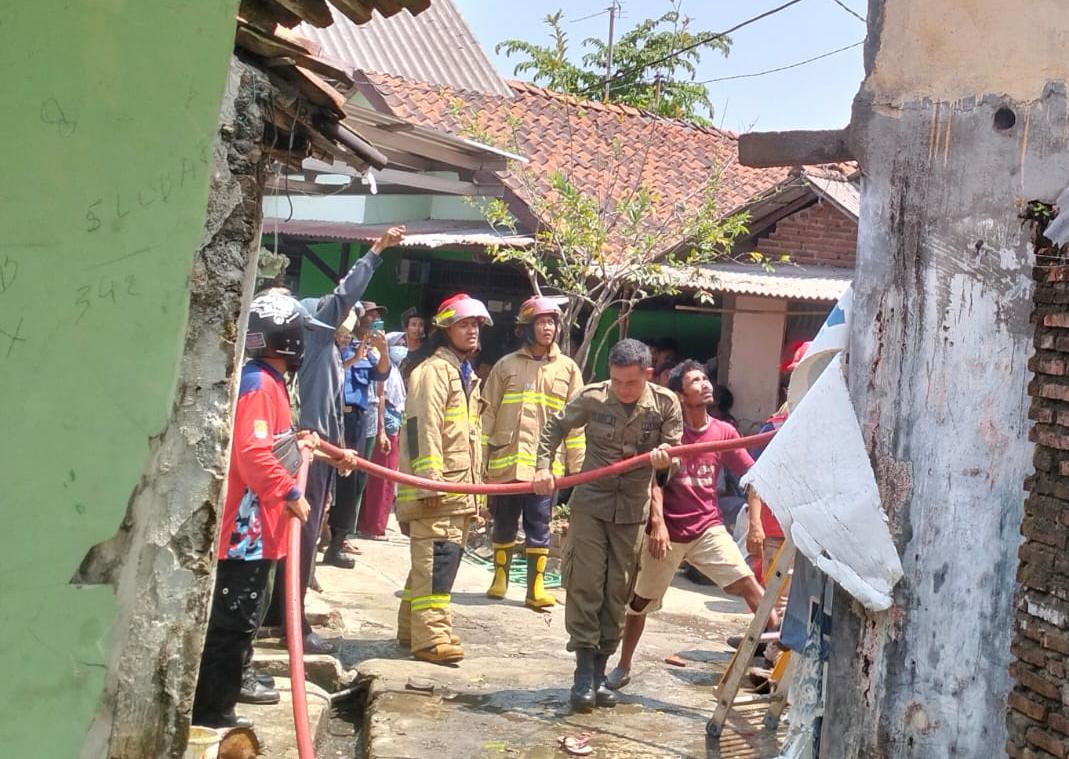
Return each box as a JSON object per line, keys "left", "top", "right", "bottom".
{"left": 468, "top": 113, "right": 751, "bottom": 373}
{"left": 495, "top": 3, "right": 729, "bottom": 123}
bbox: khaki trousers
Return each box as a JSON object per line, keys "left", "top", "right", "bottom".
{"left": 562, "top": 508, "right": 645, "bottom": 656}
{"left": 397, "top": 514, "right": 467, "bottom": 652}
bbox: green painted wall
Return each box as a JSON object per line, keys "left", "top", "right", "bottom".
{"left": 587, "top": 307, "right": 721, "bottom": 379}
{"left": 0, "top": 3, "right": 239, "bottom": 755}
{"left": 289, "top": 242, "right": 426, "bottom": 327}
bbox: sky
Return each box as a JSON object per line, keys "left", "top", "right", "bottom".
{"left": 452, "top": 0, "right": 867, "bottom": 134}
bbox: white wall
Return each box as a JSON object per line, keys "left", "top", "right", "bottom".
{"left": 725, "top": 295, "right": 787, "bottom": 432}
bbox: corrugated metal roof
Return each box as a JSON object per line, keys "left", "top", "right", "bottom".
{"left": 268, "top": 218, "right": 534, "bottom": 248}
{"left": 806, "top": 173, "right": 860, "bottom": 220}
{"left": 692, "top": 262, "right": 852, "bottom": 301}
{"left": 298, "top": 0, "right": 513, "bottom": 97}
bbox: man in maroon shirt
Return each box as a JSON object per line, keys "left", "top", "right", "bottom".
{"left": 605, "top": 360, "right": 777, "bottom": 689}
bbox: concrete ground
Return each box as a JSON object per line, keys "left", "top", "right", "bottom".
{"left": 250, "top": 518, "right": 784, "bottom": 758}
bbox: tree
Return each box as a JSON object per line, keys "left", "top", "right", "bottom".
{"left": 449, "top": 102, "right": 757, "bottom": 376}
{"left": 495, "top": 4, "right": 729, "bottom": 124}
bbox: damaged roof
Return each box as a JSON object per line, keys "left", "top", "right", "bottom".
{"left": 296, "top": 0, "right": 513, "bottom": 97}
{"left": 267, "top": 218, "right": 534, "bottom": 248}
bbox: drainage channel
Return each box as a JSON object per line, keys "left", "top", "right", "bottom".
{"left": 319, "top": 683, "right": 369, "bottom": 759}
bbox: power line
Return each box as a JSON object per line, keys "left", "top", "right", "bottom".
{"left": 581, "top": 0, "right": 806, "bottom": 96}
{"left": 830, "top": 0, "right": 866, "bottom": 23}
{"left": 569, "top": 8, "right": 611, "bottom": 24}
{"left": 698, "top": 40, "right": 863, "bottom": 83}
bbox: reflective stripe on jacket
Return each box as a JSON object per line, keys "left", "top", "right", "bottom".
{"left": 396, "top": 346, "right": 482, "bottom": 522}
{"left": 480, "top": 343, "right": 585, "bottom": 483}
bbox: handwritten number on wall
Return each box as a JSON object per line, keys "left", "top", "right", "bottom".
{"left": 75, "top": 276, "right": 139, "bottom": 324}
{"left": 75, "top": 285, "right": 92, "bottom": 323}
{"left": 40, "top": 98, "right": 77, "bottom": 137}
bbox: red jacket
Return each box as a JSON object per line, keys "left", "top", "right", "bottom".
{"left": 217, "top": 361, "right": 301, "bottom": 561}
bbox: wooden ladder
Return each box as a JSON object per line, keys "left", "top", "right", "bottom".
{"left": 706, "top": 540, "right": 796, "bottom": 739}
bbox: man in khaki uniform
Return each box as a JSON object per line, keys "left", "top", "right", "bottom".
{"left": 482, "top": 295, "right": 585, "bottom": 609}
{"left": 396, "top": 293, "right": 491, "bottom": 665}
{"left": 534, "top": 339, "right": 682, "bottom": 711}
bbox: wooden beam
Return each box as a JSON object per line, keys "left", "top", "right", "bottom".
{"left": 342, "top": 118, "right": 495, "bottom": 171}
{"left": 738, "top": 128, "right": 854, "bottom": 168}
{"left": 234, "top": 21, "right": 353, "bottom": 86}
{"left": 266, "top": 175, "right": 496, "bottom": 197}
{"left": 371, "top": 168, "right": 502, "bottom": 196}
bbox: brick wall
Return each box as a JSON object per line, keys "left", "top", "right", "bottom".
{"left": 1009, "top": 263, "right": 1069, "bottom": 758}
{"left": 755, "top": 200, "right": 857, "bottom": 268}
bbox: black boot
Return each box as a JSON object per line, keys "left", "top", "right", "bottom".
{"left": 593, "top": 654, "right": 618, "bottom": 708}
{"left": 323, "top": 532, "right": 355, "bottom": 569}
{"left": 238, "top": 667, "right": 280, "bottom": 705}
{"left": 570, "top": 648, "right": 596, "bottom": 712}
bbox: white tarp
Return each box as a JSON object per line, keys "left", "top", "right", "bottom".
{"left": 787, "top": 286, "right": 852, "bottom": 411}
{"left": 742, "top": 352, "right": 903, "bottom": 611}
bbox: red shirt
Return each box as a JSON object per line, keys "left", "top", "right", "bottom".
{"left": 217, "top": 361, "right": 301, "bottom": 561}
{"left": 661, "top": 419, "right": 754, "bottom": 543}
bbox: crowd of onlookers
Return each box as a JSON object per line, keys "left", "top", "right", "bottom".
{"left": 191, "top": 222, "right": 806, "bottom": 729}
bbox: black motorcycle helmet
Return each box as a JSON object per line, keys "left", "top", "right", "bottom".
{"left": 245, "top": 292, "right": 330, "bottom": 371}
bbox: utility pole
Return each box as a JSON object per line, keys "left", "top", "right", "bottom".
{"left": 603, "top": 1, "right": 618, "bottom": 103}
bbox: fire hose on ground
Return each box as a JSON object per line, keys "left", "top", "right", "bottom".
{"left": 283, "top": 429, "right": 776, "bottom": 758}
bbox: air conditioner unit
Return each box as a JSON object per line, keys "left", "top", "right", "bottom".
{"left": 398, "top": 259, "right": 430, "bottom": 285}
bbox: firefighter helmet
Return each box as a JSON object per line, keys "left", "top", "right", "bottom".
{"left": 432, "top": 293, "right": 493, "bottom": 328}
{"left": 516, "top": 295, "right": 564, "bottom": 325}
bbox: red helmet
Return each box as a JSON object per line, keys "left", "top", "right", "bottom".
{"left": 516, "top": 295, "right": 563, "bottom": 325}
{"left": 432, "top": 293, "right": 493, "bottom": 328}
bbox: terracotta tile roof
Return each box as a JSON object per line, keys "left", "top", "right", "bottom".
{"left": 357, "top": 72, "right": 789, "bottom": 251}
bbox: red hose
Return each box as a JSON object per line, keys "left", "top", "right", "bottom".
{"left": 313, "top": 429, "right": 776, "bottom": 494}
{"left": 284, "top": 428, "right": 774, "bottom": 756}
{"left": 286, "top": 447, "right": 315, "bottom": 759}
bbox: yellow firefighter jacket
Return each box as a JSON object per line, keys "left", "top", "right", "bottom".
{"left": 396, "top": 346, "right": 482, "bottom": 522}
{"left": 481, "top": 342, "right": 585, "bottom": 483}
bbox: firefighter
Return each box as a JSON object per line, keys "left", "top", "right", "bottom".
{"left": 395, "top": 293, "right": 491, "bottom": 664}
{"left": 481, "top": 296, "right": 585, "bottom": 609}
{"left": 534, "top": 338, "right": 682, "bottom": 712}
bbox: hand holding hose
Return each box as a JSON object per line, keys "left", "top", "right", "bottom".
{"left": 286, "top": 495, "right": 311, "bottom": 523}
{"left": 649, "top": 443, "right": 672, "bottom": 470}
{"left": 532, "top": 468, "right": 556, "bottom": 496}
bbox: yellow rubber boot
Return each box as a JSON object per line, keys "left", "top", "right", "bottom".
{"left": 525, "top": 547, "right": 556, "bottom": 609}
{"left": 486, "top": 542, "right": 514, "bottom": 599}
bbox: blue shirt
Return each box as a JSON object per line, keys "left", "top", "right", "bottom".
{"left": 342, "top": 346, "right": 390, "bottom": 409}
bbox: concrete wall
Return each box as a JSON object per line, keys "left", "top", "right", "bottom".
{"left": 0, "top": 3, "right": 240, "bottom": 756}
{"left": 724, "top": 295, "right": 787, "bottom": 432}
{"left": 822, "top": 1, "right": 1069, "bottom": 754}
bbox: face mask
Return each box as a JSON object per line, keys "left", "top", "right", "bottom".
{"left": 388, "top": 346, "right": 408, "bottom": 366}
